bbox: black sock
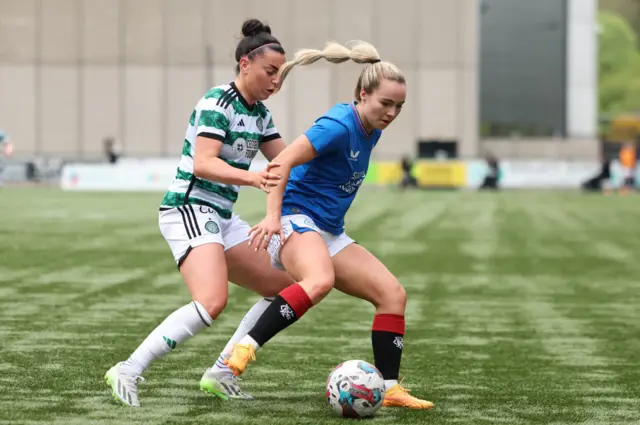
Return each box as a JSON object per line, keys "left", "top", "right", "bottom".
{"left": 372, "top": 331, "right": 404, "bottom": 380}
{"left": 247, "top": 284, "right": 312, "bottom": 346}
{"left": 371, "top": 314, "right": 405, "bottom": 380}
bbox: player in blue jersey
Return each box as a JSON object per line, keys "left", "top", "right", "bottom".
{"left": 218, "top": 41, "right": 434, "bottom": 409}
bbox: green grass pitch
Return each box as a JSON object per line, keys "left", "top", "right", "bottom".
{"left": 0, "top": 188, "right": 639, "bottom": 424}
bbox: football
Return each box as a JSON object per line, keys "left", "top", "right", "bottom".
{"left": 326, "top": 360, "right": 385, "bottom": 418}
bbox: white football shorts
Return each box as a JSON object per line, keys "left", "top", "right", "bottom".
{"left": 267, "top": 214, "right": 354, "bottom": 270}
{"left": 159, "top": 204, "right": 251, "bottom": 266}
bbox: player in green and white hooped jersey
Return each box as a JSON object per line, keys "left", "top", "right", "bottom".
{"left": 104, "top": 19, "right": 296, "bottom": 407}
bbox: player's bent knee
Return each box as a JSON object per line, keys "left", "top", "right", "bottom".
{"left": 394, "top": 284, "right": 408, "bottom": 310}
{"left": 309, "top": 272, "right": 335, "bottom": 299}
{"left": 377, "top": 281, "right": 407, "bottom": 313}
{"left": 193, "top": 296, "right": 228, "bottom": 320}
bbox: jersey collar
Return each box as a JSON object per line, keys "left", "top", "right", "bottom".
{"left": 350, "top": 102, "right": 374, "bottom": 138}
{"left": 230, "top": 82, "right": 254, "bottom": 111}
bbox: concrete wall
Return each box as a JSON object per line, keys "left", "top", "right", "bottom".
{"left": 480, "top": 137, "right": 600, "bottom": 159}
{"left": 0, "top": 0, "right": 479, "bottom": 160}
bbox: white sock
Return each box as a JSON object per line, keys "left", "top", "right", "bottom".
{"left": 238, "top": 334, "right": 260, "bottom": 351}
{"left": 384, "top": 379, "right": 398, "bottom": 390}
{"left": 212, "top": 297, "right": 273, "bottom": 373}
{"left": 122, "top": 301, "right": 212, "bottom": 376}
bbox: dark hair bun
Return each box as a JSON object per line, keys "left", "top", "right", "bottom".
{"left": 242, "top": 19, "right": 271, "bottom": 37}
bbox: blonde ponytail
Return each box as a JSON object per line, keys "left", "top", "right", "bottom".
{"left": 276, "top": 41, "right": 405, "bottom": 101}
{"left": 277, "top": 41, "right": 381, "bottom": 90}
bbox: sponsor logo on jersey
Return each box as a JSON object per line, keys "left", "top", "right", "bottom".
{"left": 246, "top": 139, "right": 259, "bottom": 159}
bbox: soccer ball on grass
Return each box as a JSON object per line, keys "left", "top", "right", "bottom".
{"left": 326, "top": 360, "right": 385, "bottom": 418}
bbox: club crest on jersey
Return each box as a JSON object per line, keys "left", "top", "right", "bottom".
{"left": 256, "top": 117, "right": 264, "bottom": 132}
{"left": 205, "top": 221, "right": 220, "bottom": 234}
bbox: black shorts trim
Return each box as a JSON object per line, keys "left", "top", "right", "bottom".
{"left": 177, "top": 245, "right": 193, "bottom": 269}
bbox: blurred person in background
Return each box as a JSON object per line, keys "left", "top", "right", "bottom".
{"left": 581, "top": 151, "right": 612, "bottom": 194}
{"left": 399, "top": 154, "right": 418, "bottom": 189}
{"left": 103, "top": 136, "right": 122, "bottom": 164}
{"left": 479, "top": 153, "right": 500, "bottom": 190}
{"left": 0, "top": 128, "right": 14, "bottom": 186}
{"left": 619, "top": 141, "right": 637, "bottom": 195}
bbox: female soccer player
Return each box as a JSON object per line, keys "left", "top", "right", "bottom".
{"left": 104, "top": 19, "right": 297, "bottom": 407}
{"left": 0, "top": 128, "right": 13, "bottom": 186}
{"left": 221, "top": 41, "right": 434, "bottom": 409}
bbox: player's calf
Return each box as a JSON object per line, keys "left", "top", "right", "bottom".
{"left": 225, "top": 283, "right": 315, "bottom": 376}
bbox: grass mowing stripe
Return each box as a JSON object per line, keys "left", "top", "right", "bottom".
{"left": 0, "top": 188, "right": 639, "bottom": 424}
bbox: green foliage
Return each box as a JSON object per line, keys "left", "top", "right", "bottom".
{"left": 598, "top": 11, "right": 640, "bottom": 114}
{"left": 599, "top": 0, "right": 640, "bottom": 47}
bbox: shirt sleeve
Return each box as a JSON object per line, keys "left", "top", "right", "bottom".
{"left": 194, "top": 100, "right": 231, "bottom": 142}
{"left": 262, "top": 114, "right": 281, "bottom": 143}
{"left": 303, "top": 118, "right": 348, "bottom": 156}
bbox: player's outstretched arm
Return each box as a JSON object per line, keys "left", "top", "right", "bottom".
{"left": 248, "top": 134, "right": 318, "bottom": 250}
{"left": 193, "top": 136, "right": 281, "bottom": 193}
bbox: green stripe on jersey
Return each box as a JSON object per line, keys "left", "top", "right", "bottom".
{"left": 179, "top": 139, "right": 249, "bottom": 170}
{"left": 204, "top": 87, "right": 228, "bottom": 100}
{"left": 224, "top": 129, "right": 263, "bottom": 145}
{"left": 175, "top": 169, "right": 238, "bottom": 202}
{"left": 160, "top": 192, "right": 233, "bottom": 219}
{"left": 181, "top": 140, "right": 192, "bottom": 158}
{"left": 199, "top": 110, "right": 228, "bottom": 131}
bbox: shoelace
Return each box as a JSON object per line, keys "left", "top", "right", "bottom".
{"left": 236, "top": 344, "right": 256, "bottom": 362}
{"left": 218, "top": 374, "right": 241, "bottom": 384}
{"left": 391, "top": 377, "right": 412, "bottom": 395}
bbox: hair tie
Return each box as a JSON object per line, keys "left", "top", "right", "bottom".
{"left": 371, "top": 59, "right": 381, "bottom": 63}
{"left": 245, "top": 42, "right": 281, "bottom": 58}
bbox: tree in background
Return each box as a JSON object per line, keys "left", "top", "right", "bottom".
{"left": 600, "top": 0, "right": 640, "bottom": 47}
{"left": 598, "top": 11, "right": 640, "bottom": 115}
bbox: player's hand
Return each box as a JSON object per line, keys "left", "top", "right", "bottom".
{"left": 265, "top": 161, "right": 281, "bottom": 172}
{"left": 250, "top": 164, "right": 281, "bottom": 193}
{"left": 248, "top": 215, "right": 284, "bottom": 252}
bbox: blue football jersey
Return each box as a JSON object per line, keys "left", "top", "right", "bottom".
{"left": 282, "top": 103, "right": 382, "bottom": 235}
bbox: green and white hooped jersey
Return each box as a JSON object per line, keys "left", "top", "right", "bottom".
{"left": 161, "top": 82, "right": 280, "bottom": 219}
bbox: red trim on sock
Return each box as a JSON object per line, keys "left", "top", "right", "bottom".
{"left": 372, "top": 314, "right": 405, "bottom": 334}
{"left": 280, "top": 283, "right": 313, "bottom": 318}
